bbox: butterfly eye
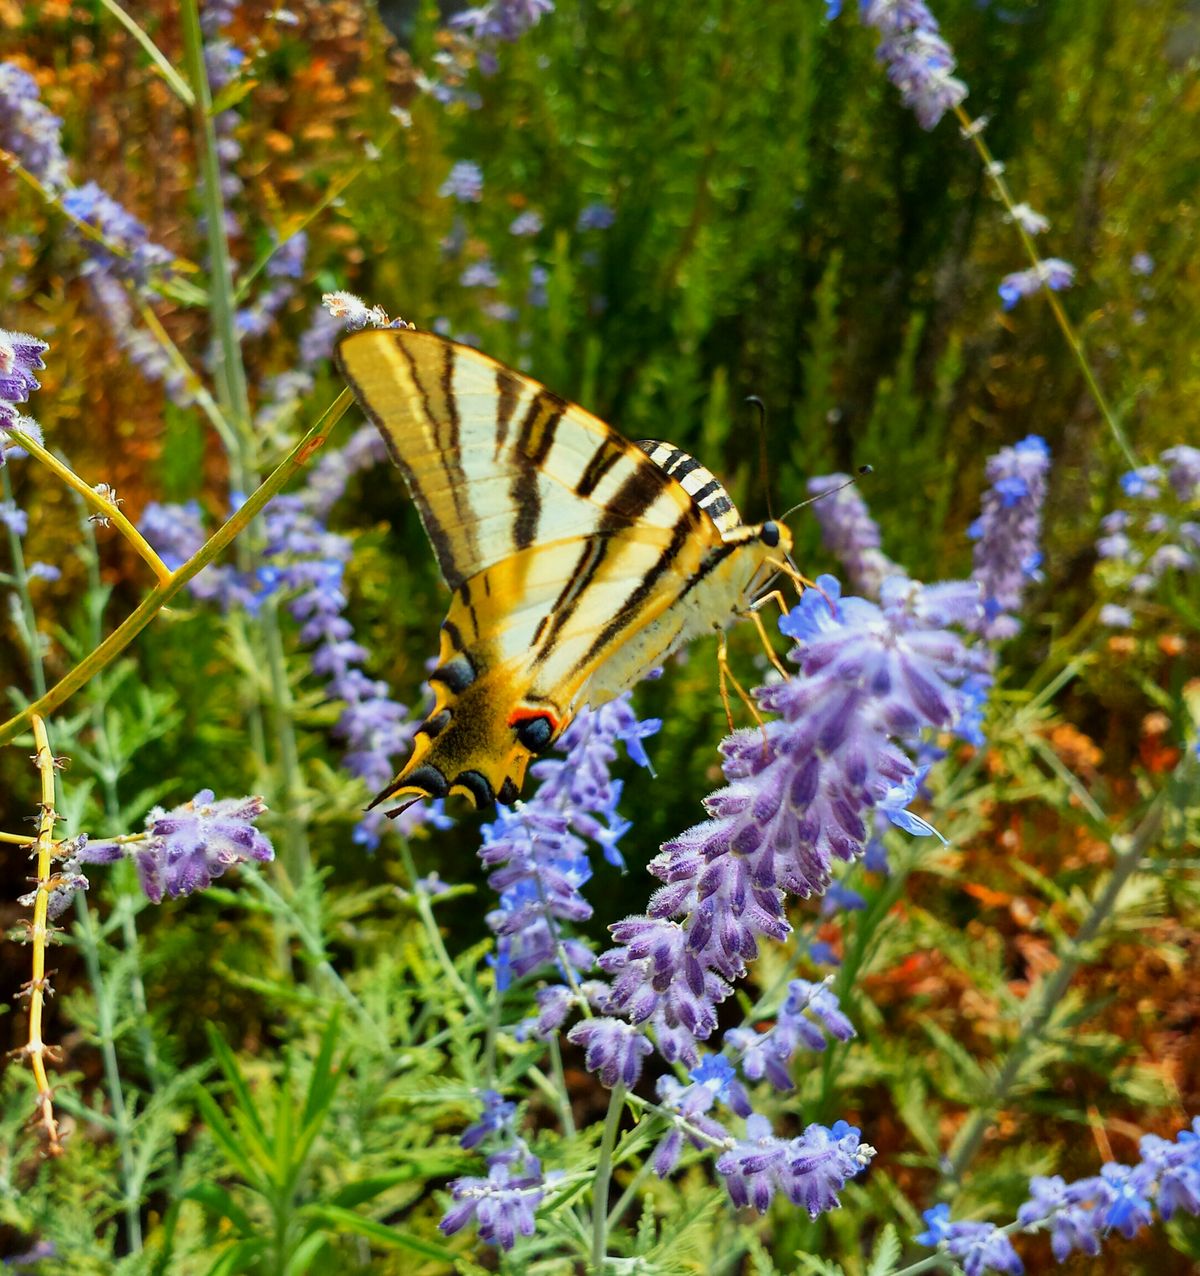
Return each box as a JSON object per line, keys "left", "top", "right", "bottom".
{"left": 513, "top": 713, "right": 556, "bottom": 754}
{"left": 761, "top": 520, "right": 780, "bottom": 548}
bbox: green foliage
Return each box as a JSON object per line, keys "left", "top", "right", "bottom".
{"left": 2, "top": 0, "right": 1200, "bottom": 1272}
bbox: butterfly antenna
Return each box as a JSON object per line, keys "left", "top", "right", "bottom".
{"left": 777, "top": 465, "right": 873, "bottom": 524}
{"left": 746, "top": 395, "right": 775, "bottom": 520}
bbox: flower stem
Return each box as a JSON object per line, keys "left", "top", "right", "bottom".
{"left": 6, "top": 428, "right": 172, "bottom": 583}
{"left": 0, "top": 390, "right": 351, "bottom": 746}
{"left": 96, "top": 0, "right": 196, "bottom": 105}
{"left": 590, "top": 1083, "right": 626, "bottom": 1272}
{"left": 940, "top": 751, "right": 1192, "bottom": 1184}
{"left": 179, "top": 0, "right": 252, "bottom": 436}
{"left": 2, "top": 463, "right": 48, "bottom": 698}
{"left": 23, "top": 715, "right": 63, "bottom": 1155}
{"left": 953, "top": 104, "right": 1138, "bottom": 470}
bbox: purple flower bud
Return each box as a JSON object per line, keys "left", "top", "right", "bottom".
{"left": 439, "top": 160, "right": 485, "bottom": 203}
{"left": 998, "top": 258, "right": 1076, "bottom": 309}
{"left": 129, "top": 789, "right": 274, "bottom": 903}
{"left": 567, "top": 1017, "right": 654, "bottom": 1087}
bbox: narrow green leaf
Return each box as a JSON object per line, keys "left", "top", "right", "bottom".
{"left": 300, "top": 1206, "right": 456, "bottom": 1260}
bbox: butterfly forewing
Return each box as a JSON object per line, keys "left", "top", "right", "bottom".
{"left": 335, "top": 329, "right": 698, "bottom": 589}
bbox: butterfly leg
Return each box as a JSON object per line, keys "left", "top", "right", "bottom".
{"left": 716, "top": 629, "right": 770, "bottom": 750}
{"left": 745, "top": 604, "right": 790, "bottom": 680}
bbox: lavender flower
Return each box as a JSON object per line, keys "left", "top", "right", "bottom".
{"left": 78, "top": 790, "right": 274, "bottom": 903}
{"left": 439, "top": 1161, "right": 547, "bottom": 1249}
{"left": 1119, "top": 464, "right": 1162, "bottom": 499}
{"left": 968, "top": 434, "right": 1050, "bottom": 640}
{"left": 649, "top": 1055, "right": 747, "bottom": 1177}
{"left": 460, "top": 259, "right": 501, "bottom": 289}
{"left": 1, "top": 330, "right": 48, "bottom": 477}
{"left": 0, "top": 329, "right": 49, "bottom": 421}
{"left": 1017, "top": 1119, "right": 1200, "bottom": 1261}
{"left": 917, "top": 1204, "right": 1024, "bottom": 1275}
{"left": 1007, "top": 202, "right": 1049, "bottom": 235}
{"left": 715, "top": 1115, "right": 873, "bottom": 1215}
{"left": 845, "top": 0, "right": 968, "bottom": 129}
{"left": 1094, "top": 446, "right": 1200, "bottom": 618}
{"left": 0, "top": 61, "right": 70, "bottom": 191}
{"left": 482, "top": 695, "right": 658, "bottom": 982}
{"left": 576, "top": 202, "right": 615, "bottom": 230}
{"left": 806, "top": 473, "right": 900, "bottom": 598}
{"left": 61, "top": 182, "right": 174, "bottom": 284}
{"left": 1161, "top": 445, "right": 1200, "bottom": 500}
{"left": 439, "top": 160, "right": 485, "bottom": 203}
{"left": 578, "top": 578, "right": 984, "bottom": 1081}
{"left": 509, "top": 210, "right": 543, "bottom": 236}
{"left": 1131, "top": 251, "right": 1155, "bottom": 276}
{"left": 998, "top": 258, "right": 1076, "bottom": 309}
{"left": 1098, "top": 603, "right": 1133, "bottom": 629}
{"left": 451, "top": 0, "right": 554, "bottom": 44}
{"left": 527, "top": 263, "right": 550, "bottom": 307}
{"left": 726, "top": 978, "right": 855, "bottom": 1091}
{"left": 84, "top": 274, "right": 191, "bottom": 404}
{"left": 257, "top": 494, "right": 427, "bottom": 846}
{"left": 236, "top": 232, "right": 308, "bottom": 341}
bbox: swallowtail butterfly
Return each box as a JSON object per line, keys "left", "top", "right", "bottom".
{"left": 334, "top": 328, "right": 791, "bottom": 812}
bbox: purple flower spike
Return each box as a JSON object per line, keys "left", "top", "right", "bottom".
{"left": 439, "top": 1162, "right": 545, "bottom": 1250}
{"left": 576, "top": 201, "right": 616, "bottom": 230}
{"left": 998, "top": 258, "right": 1075, "bottom": 309}
{"left": 439, "top": 160, "right": 484, "bottom": 203}
{"left": 585, "top": 577, "right": 982, "bottom": 1074}
{"left": 716, "top": 1114, "right": 872, "bottom": 1215}
{"left": 0, "top": 61, "right": 70, "bottom": 191}
{"left": 806, "top": 474, "right": 900, "bottom": 598}
{"left": 852, "top": 0, "right": 968, "bottom": 129}
{"left": 968, "top": 434, "right": 1050, "bottom": 640}
{"left": 133, "top": 790, "right": 274, "bottom": 903}
{"left": 0, "top": 329, "right": 49, "bottom": 407}
{"left": 917, "top": 1204, "right": 1024, "bottom": 1275}
{"left": 451, "top": 0, "right": 554, "bottom": 44}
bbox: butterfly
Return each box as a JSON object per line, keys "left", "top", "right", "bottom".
{"left": 334, "top": 327, "right": 793, "bottom": 813}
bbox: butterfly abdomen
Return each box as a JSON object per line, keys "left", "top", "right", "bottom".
{"left": 638, "top": 440, "right": 741, "bottom": 534}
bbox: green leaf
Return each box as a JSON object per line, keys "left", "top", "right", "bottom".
{"left": 177, "top": 1181, "right": 255, "bottom": 1235}
{"left": 300, "top": 1205, "right": 456, "bottom": 1260}
{"left": 328, "top": 1156, "right": 471, "bottom": 1210}
{"left": 865, "top": 1224, "right": 901, "bottom": 1276}
{"left": 202, "top": 1238, "right": 269, "bottom": 1276}
{"left": 193, "top": 1087, "right": 268, "bottom": 1193}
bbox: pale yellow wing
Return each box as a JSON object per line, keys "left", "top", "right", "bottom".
{"left": 334, "top": 327, "right": 700, "bottom": 591}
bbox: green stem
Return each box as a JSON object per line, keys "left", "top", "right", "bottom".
{"left": 179, "top": 0, "right": 252, "bottom": 437}
{"left": 0, "top": 391, "right": 351, "bottom": 746}
{"left": 76, "top": 506, "right": 165, "bottom": 1088}
{"left": 397, "top": 839, "right": 484, "bottom": 1015}
{"left": 96, "top": 0, "right": 196, "bottom": 104}
{"left": 261, "top": 596, "right": 313, "bottom": 883}
{"left": 72, "top": 894, "right": 144, "bottom": 1250}
{"left": 941, "top": 753, "right": 1190, "bottom": 1184}
{"left": 590, "top": 1083, "right": 626, "bottom": 1272}
{"left": 1, "top": 465, "right": 47, "bottom": 699}
{"left": 953, "top": 104, "right": 1138, "bottom": 470}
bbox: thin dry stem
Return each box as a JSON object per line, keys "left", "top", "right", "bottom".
{"left": 23, "top": 715, "right": 64, "bottom": 1155}
{"left": 5, "top": 429, "right": 172, "bottom": 584}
